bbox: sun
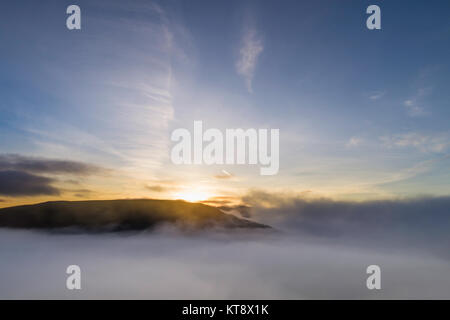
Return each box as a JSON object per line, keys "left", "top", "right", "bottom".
{"left": 173, "top": 190, "right": 211, "bottom": 203}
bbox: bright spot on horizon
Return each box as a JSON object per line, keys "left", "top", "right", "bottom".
{"left": 172, "top": 189, "right": 212, "bottom": 203}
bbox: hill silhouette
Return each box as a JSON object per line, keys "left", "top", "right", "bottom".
{"left": 0, "top": 199, "right": 270, "bottom": 232}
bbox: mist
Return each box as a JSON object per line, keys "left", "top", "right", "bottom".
{"left": 1, "top": 226, "right": 449, "bottom": 299}
{"left": 1, "top": 194, "right": 450, "bottom": 299}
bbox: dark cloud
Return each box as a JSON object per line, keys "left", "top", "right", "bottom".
{"left": 0, "top": 154, "right": 102, "bottom": 175}
{"left": 0, "top": 170, "right": 60, "bottom": 196}
{"left": 0, "top": 154, "right": 106, "bottom": 197}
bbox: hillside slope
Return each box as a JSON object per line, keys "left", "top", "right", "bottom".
{"left": 0, "top": 199, "right": 270, "bottom": 232}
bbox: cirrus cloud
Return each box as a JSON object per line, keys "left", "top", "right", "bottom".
{"left": 380, "top": 132, "right": 450, "bottom": 153}
{"left": 236, "top": 28, "right": 263, "bottom": 93}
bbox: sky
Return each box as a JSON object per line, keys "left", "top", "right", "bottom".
{"left": 1, "top": 0, "right": 450, "bottom": 208}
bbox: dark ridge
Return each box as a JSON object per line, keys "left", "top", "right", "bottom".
{"left": 0, "top": 199, "right": 270, "bottom": 232}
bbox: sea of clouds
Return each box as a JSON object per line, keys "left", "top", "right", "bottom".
{"left": 1, "top": 194, "right": 450, "bottom": 299}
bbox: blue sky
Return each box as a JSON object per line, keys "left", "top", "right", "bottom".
{"left": 0, "top": 0, "right": 450, "bottom": 205}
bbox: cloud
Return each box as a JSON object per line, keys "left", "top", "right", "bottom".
{"left": 242, "top": 190, "right": 450, "bottom": 248}
{"left": 200, "top": 196, "right": 238, "bottom": 206}
{"left": 0, "top": 154, "right": 103, "bottom": 175}
{"left": 380, "top": 132, "right": 450, "bottom": 153}
{"left": 0, "top": 170, "right": 59, "bottom": 196}
{"left": 71, "top": 189, "right": 95, "bottom": 198}
{"left": 369, "top": 91, "right": 386, "bottom": 100}
{"left": 145, "top": 180, "right": 179, "bottom": 193}
{"left": 219, "top": 204, "right": 252, "bottom": 218}
{"left": 0, "top": 154, "right": 107, "bottom": 197}
{"left": 202, "top": 200, "right": 232, "bottom": 206}
{"left": 1, "top": 227, "right": 450, "bottom": 299}
{"left": 403, "top": 87, "right": 432, "bottom": 117}
{"left": 346, "top": 137, "right": 363, "bottom": 148}
{"left": 1, "top": 1, "right": 178, "bottom": 174}
{"left": 404, "top": 100, "right": 426, "bottom": 117}
{"left": 214, "top": 170, "right": 234, "bottom": 180}
{"left": 146, "top": 185, "right": 167, "bottom": 192}
{"left": 374, "top": 157, "right": 438, "bottom": 186}
{"left": 236, "top": 28, "right": 263, "bottom": 93}
{"left": 64, "top": 180, "right": 81, "bottom": 185}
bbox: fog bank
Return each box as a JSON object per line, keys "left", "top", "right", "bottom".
{"left": 0, "top": 228, "right": 449, "bottom": 299}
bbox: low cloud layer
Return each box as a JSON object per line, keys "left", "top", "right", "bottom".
{"left": 241, "top": 191, "right": 450, "bottom": 255}
{"left": 0, "top": 228, "right": 449, "bottom": 299}
{"left": 0, "top": 190, "right": 449, "bottom": 298}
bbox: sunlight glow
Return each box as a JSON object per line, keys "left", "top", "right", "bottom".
{"left": 173, "top": 189, "right": 212, "bottom": 203}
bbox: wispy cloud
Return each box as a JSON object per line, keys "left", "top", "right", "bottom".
{"left": 214, "top": 170, "right": 234, "bottom": 180}
{"left": 403, "top": 87, "right": 432, "bottom": 117}
{"left": 369, "top": 91, "right": 386, "bottom": 100}
{"left": 376, "top": 158, "right": 440, "bottom": 187}
{"left": 200, "top": 196, "right": 239, "bottom": 206}
{"left": 71, "top": 189, "right": 96, "bottom": 198}
{"left": 146, "top": 185, "right": 168, "bottom": 193}
{"left": 236, "top": 28, "right": 263, "bottom": 93}
{"left": 346, "top": 137, "right": 363, "bottom": 148}
{"left": 404, "top": 100, "right": 426, "bottom": 117}
{"left": 7, "top": 2, "right": 178, "bottom": 177}
{"left": 380, "top": 132, "right": 450, "bottom": 153}
{"left": 145, "top": 179, "right": 178, "bottom": 193}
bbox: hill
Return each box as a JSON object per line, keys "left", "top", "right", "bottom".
{"left": 0, "top": 199, "right": 270, "bottom": 232}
